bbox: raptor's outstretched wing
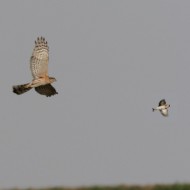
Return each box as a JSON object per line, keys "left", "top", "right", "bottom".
{"left": 159, "top": 99, "right": 166, "bottom": 106}
{"left": 30, "top": 37, "right": 49, "bottom": 79}
{"left": 35, "top": 84, "right": 58, "bottom": 97}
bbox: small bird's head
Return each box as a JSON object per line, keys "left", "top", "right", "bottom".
{"left": 49, "top": 77, "right": 56, "bottom": 83}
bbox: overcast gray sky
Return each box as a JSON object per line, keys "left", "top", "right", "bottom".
{"left": 0, "top": 0, "right": 189, "bottom": 188}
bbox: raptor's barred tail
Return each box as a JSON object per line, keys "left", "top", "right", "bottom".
{"left": 13, "top": 83, "right": 32, "bottom": 95}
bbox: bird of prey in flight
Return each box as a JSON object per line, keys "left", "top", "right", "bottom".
{"left": 152, "top": 99, "right": 170, "bottom": 117}
{"left": 13, "top": 37, "right": 58, "bottom": 97}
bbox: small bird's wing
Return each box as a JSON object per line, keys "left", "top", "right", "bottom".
{"left": 35, "top": 84, "right": 58, "bottom": 97}
{"left": 159, "top": 99, "right": 166, "bottom": 106}
{"left": 30, "top": 37, "right": 49, "bottom": 79}
{"left": 160, "top": 109, "right": 168, "bottom": 117}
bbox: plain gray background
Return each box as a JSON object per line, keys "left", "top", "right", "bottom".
{"left": 0, "top": 0, "right": 189, "bottom": 188}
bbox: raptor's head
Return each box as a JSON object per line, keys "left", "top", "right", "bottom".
{"left": 49, "top": 77, "right": 57, "bottom": 83}
{"left": 166, "top": 104, "right": 170, "bottom": 108}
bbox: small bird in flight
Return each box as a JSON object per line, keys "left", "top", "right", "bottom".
{"left": 152, "top": 99, "right": 170, "bottom": 117}
{"left": 13, "top": 37, "right": 58, "bottom": 97}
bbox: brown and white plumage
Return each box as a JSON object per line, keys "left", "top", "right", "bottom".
{"left": 13, "top": 37, "right": 58, "bottom": 97}
{"left": 152, "top": 99, "right": 170, "bottom": 117}
{"left": 30, "top": 37, "right": 49, "bottom": 79}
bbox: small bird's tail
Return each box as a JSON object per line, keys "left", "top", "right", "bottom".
{"left": 13, "top": 83, "right": 32, "bottom": 95}
{"left": 152, "top": 108, "right": 155, "bottom": 112}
